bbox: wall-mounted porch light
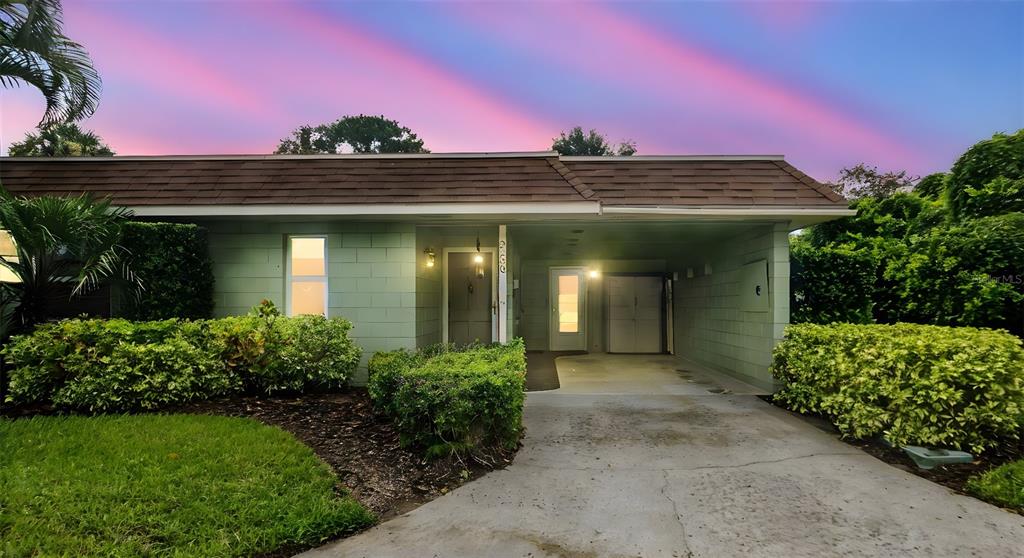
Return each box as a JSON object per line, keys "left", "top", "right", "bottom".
{"left": 424, "top": 248, "right": 436, "bottom": 268}
{"left": 588, "top": 269, "right": 600, "bottom": 279}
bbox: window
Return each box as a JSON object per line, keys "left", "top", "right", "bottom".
{"left": 0, "top": 230, "right": 19, "bottom": 283}
{"left": 288, "top": 236, "right": 327, "bottom": 316}
{"left": 557, "top": 274, "right": 579, "bottom": 333}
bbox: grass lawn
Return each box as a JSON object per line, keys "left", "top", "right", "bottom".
{"left": 967, "top": 459, "right": 1024, "bottom": 512}
{"left": 0, "top": 414, "right": 374, "bottom": 557}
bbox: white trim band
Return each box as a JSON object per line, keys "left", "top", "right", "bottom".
{"left": 602, "top": 206, "right": 855, "bottom": 217}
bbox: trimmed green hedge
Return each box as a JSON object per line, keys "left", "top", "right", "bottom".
{"left": 771, "top": 323, "right": 1024, "bottom": 453}
{"left": 4, "top": 301, "right": 360, "bottom": 412}
{"left": 791, "top": 242, "right": 875, "bottom": 324}
{"left": 119, "top": 222, "right": 215, "bottom": 320}
{"left": 368, "top": 340, "right": 526, "bottom": 457}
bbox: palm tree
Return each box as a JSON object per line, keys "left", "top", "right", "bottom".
{"left": 0, "top": 0, "right": 101, "bottom": 125}
{"left": 0, "top": 189, "right": 139, "bottom": 405}
{"left": 8, "top": 122, "right": 114, "bottom": 156}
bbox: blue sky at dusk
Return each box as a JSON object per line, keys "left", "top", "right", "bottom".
{"left": 1, "top": 0, "right": 1021, "bottom": 180}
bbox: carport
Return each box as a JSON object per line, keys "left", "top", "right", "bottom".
{"left": 508, "top": 219, "right": 793, "bottom": 391}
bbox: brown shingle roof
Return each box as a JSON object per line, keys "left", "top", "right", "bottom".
{"left": 561, "top": 157, "right": 844, "bottom": 206}
{"left": 0, "top": 153, "right": 591, "bottom": 205}
{"left": 0, "top": 153, "right": 843, "bottom": 207}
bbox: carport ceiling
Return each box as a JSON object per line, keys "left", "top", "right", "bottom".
{"left": 510, "top": 221, "right": 764, "bottom": 260}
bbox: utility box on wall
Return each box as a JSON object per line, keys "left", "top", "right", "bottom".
{"left": 739, "top": 259, "right": 769, "bottom": 312}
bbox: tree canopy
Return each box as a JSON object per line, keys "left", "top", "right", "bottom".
{"left": 8, "top": 122, "right": 113, "bottom": 156}
{"left": 793, "top": 129, "right": 1024, "bottom": 336}
{"left": 0, "top": 0, "right": 101, "bottom": 125}
{"left": 947, "top": 130, "right": 1024, "bottom": 219}
{"left": 551, "top": 126, "right": 636, "bottom": 156}
{"left": 826, "top": 163, "right": 915, "bottom": 200}
{"left": 275, "top": 114, "right": 428, "bottom": 154}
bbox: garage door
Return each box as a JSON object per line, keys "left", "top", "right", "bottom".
{"left": 607, "top": 275, "right": 663, "bottom": 353}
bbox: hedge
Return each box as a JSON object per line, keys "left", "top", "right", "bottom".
{"left": 771, "top": 323, "right": 1024, "bottom": 453}
{"left": 119, "top": 222, "right": 215, "bottom": 320}
{"left": 368, "top": 340, "right": 526, "bottom": 457}
{"left": 790, "top": 243, "right": 875, "bottom": 324}
{"left": 3, "top": 301, "right": 360, "bottom": 412}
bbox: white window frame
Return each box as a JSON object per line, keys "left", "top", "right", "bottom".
{"left": 286, "top": 234, "right": 328, "bottom": 317}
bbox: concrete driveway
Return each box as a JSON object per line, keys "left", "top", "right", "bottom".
{"left": 301, "top": 355, "right": 1024, "bottom": 558}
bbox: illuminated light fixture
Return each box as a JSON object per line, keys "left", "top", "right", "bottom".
{"left": 424, "top": 248, "right": 436, "bottom": 268}
{"left": 473, "top": 254, "right": 484, "bottom": 264}
{"left": 588, "top": 269, "right": 600, "bottom": 279}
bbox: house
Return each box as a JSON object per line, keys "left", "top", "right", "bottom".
{"left": 0, "top": 152, "right": 850, "bottom": 390}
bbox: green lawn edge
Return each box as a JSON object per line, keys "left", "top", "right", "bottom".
{"left": 0, "top": 414, "right": 374, "bottom": 557}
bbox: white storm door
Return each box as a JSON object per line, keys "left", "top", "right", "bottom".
{"left": 549, "top": 268, "right": 585, "bottom": 351}
{"left": 634, "top": 276, "right": 663, "bottom": 353}
{"left": 607, "top": 275, "right": 636, "bottom": 353}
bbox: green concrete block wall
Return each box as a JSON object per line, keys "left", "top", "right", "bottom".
{"left": 415, "top": 226, "right": 442, "bottom": 347}
{"left": 203, "top": 220, "right": 417, "bottom": 384}
{"left": 671, "top": 223, "right": 790, "bottom": 391}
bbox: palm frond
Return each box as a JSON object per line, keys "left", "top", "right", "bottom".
{"left": 0, "top": 185, "right": 137, "bottom": 330}
{"left": 0, "top": 0, "right": 101, "bottom": 125}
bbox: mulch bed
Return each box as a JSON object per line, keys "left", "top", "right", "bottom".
{"left": 761, "top": 395, "right": 1022, "bottom": 511}
{"left": 525, "top": 350, "right": 586, "bottom": 391}
{"left": 177, "top": 389, "right": 514, "bottom": 519}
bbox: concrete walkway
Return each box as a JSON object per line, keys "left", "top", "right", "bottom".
{"left": 301, "top": 355, "right": 1024, "bottom": 558}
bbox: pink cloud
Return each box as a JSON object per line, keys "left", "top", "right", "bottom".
{"left": 1, "top": 91, "right": 46, "bottom": 154}
{"left": 454, "top": 3, "right": 926, "bottom": 169}
{"left": 240, "top": 3, "right": 560, "bottom": 152}
{"left": 62, "top": 4, "right": 290, "bottom": 126}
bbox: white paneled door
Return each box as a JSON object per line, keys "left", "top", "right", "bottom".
{"left": 607, "top": 275, "right": 663, "bottom": 353}
{"left": 549, "top": 268, "right": 586, "bottom": 351}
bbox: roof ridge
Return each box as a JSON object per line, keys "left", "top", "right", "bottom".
{"left": 771, "top": 160, "right": 845, "bottom": 203}
{"left": 546, "top": 156, "right": 599, "bottom": 201}
{"left": 0, "top": 151, "right": 560, "bottom": 162}
{"left": 561, "top": 154, "right": 785, "bottom": 161}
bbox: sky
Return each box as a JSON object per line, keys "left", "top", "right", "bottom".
{"left": 1, "top": 0, "right": 1022, "bottom": 181}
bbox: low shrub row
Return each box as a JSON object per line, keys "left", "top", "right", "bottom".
{"left": 4, "top": 301, "right": 361, "bottom": 412}
{"left": 771, "top": 323, "right": 1024, "bottom": 453}
{"left": 368, "top": 340, "right": 527, "bottom": 457}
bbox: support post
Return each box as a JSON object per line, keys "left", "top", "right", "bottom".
{"left": 498, "top": 225, "right": 508, "bottom": 343}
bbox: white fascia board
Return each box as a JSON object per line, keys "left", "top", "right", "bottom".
{"left": 129, "top": 201, "right": 601, "bottom": 217}
{"left": 602, "top": 206, "right": 855, "bottom": 217}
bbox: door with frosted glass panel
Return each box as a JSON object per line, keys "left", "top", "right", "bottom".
{"left": 549, "top": 268, "right": 585, "bottom": 351}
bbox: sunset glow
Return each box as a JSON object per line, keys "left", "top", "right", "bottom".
{"left": 1, "top": 0, "right": 1020, "bottom": 180}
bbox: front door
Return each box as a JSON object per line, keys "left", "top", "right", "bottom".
{"left": 549, "top": 267, "right": 585, "bottom": 351}
{"left": 607, "top": 275, "right": 663, "bottom": 353}
{"left": 448, "top": 252, "right": 493, "bottom": 345}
